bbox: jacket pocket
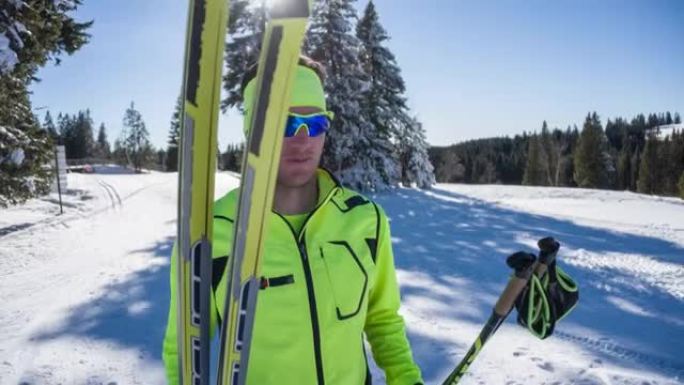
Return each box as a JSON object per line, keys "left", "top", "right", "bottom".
{"left": 320, "top": 241, "right": 368, "bottom": 321}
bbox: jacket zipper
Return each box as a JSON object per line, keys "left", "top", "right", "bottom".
{"left": 274, "top": 213, "right": 326, "bottom": 385}
{"left": 273, "top": 184, "right": 339, "bottom": 384}
{"left": 298, "top": 235, "right": 325, "bottom": 385}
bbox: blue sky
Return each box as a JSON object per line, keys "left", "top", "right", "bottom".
{"left": 30, "top": 0, "right": 684, "bottom": 150}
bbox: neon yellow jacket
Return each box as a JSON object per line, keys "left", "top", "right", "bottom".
{"left": 163, "top": 169, "right": 423, "bottom": 385}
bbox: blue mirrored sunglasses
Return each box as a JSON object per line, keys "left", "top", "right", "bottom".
{"left": 285, "top": 113, "right": 332, "bottom": 138}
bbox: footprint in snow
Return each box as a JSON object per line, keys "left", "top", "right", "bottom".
{"left": 537, "top": 362, "right": 554, "bottom": 372}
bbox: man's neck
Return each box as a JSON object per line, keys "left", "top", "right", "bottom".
{"left": 273, "top": 177, "right": 318, "bottom": 215}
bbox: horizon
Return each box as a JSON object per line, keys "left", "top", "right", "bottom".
{"left": 29, "top": 0, "right": 684, "bottom": 150}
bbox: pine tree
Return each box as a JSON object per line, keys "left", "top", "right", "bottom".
{"left": 574, "top": 112, "right": 609, "bottom": 188}
{"left": 222, "top": 143, "right": 244, "bottom": 172}
{"left": 62, "top": 110, "right": 95, "bottom": 159}
{"left": 616, "top": 129, "right": 632, "bottom": 190}
{"left": 305, "top": 0, "right": 375, "bottom": 190}
{"left": 678, "top": 172, "right": 684, "bottom": 199}
{"left": 122, "top": 102, "right": 151, "bottom": 172}
{"left": 647, "top": 113, "right": 659, "bottom": 128}
{"left": 667, "top": 130, "right": 684, "bottom": 195}
{"left": 166, "top": 96, "right": 181, "bottom": 171}
{"left": 221, "top": 0, "right": 267, "bottom": 111}
{"left": 57, "top": 113, "right": 72, "bottom": 147}
{"left": 538, "top": 121, "right": 557, "bottom": 185}
{"left": 78, "top": 110, "right": 95, "bottom": 158}
{"left": 675, "top": 113, "right": 682, "bottom": 124}
{"left": 355, "top": 0, "right": 399, "bottom": 188}
{"left": 95, "top": 123, "right": 110, "bottom": 159}
{"left": 43, "top": 111, "right": 59, "bottom": 143}
{"left": 0, "top": 80, "right": 53, "bottom": 207}
{"left": 0, "top": 0, "right": 91, "bottom": 207}
{"left": 665, "top": 112, "right": 673, "bottom": 125}
{"left": 399, "top": 117, "right": 435, "bottom": 188}
{"left": 637, "top": 131, "right": 658, "bottom": 194}
{"left": 523, "top": 134, "right": 546, "bottom": 185}
{"left": 356, "top": 1, "right": 433, "bottom": 189}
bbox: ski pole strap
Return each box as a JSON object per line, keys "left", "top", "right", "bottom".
{"left": 515, "top": 261, "right": 579, "bottom": 339}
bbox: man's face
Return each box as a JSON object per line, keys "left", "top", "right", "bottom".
{"left": 277, "top": 106, "right": 326, "bottom": 188}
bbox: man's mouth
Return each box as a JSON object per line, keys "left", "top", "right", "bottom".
{"left": 284, "top": 156, "right": 310, "bottom": 163}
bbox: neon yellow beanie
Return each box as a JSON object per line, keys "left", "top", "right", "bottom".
{"left": 242, "top": 65, "right": 330, "bottom": 134}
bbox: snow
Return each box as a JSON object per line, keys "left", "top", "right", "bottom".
{"left": 0, "top": 34, "right": 18, "bottom": 74}
{"left": 1, "top": 170, "right": 682, "bottom": 384}
{"left": 655, "top": 124, "right": 684, "bottom": 140}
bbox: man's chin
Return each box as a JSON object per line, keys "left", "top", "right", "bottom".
{"left": 277, "top": 166, "right": 317, "bottom": 188}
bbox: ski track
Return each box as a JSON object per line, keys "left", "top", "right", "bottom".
{"left": 1, "top": 173, "right": 683, "bottom": 384}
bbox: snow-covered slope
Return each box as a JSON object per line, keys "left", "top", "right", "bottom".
{"left": 0, "top": 171, "right": 682, "bottom": 384}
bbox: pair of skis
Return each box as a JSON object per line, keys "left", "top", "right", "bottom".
{"left": 176, "top": 1, "right": 312, "bottom": 384}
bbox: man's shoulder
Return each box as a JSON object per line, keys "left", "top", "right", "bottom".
{"left": 330, "top": 185, "right": 388, "bottom": 221}
{"left": 213, "top": 187, "right": 240, "bottom": 221}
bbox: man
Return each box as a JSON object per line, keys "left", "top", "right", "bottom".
{"left": 163, "top": 56, "right": 423, "bottom": 385}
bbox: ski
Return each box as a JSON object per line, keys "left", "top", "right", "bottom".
{"left": 176, "top": 0, "right": 228, "bottom": 384}
{"left": 216, "top": 1, "right": 312, "bottom": 384}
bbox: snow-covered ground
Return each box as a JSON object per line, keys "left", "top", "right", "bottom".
{"left": 0, "top": 169, "right": 682, "bottom": 384}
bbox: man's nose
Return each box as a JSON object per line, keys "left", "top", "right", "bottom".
{"left": 291, "top": 125, "right": 310, "bottom": 140}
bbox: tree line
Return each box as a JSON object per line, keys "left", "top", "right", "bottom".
{"left": 430, "top": 111, "right": 684, "bottom": 198}
{"left": 40, "top": 102, "right": 161, "bottom": 173}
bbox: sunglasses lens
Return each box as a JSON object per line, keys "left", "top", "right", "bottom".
{"left": 285, "top": 114, "right": 330, "bottom": 137}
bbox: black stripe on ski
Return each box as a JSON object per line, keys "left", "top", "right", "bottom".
{"left": 249, "top": 26, "right": 283, "bottom": 157}
{"left": 186, "top": 0, "right": 205, "bottom": 106}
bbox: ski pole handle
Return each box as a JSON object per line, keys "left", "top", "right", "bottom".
{"left": 494, "top": 251, "right": 537, "bottom": 316}
{"left": 441, "top": 251, "right": 537, "bottom": 385}
{"left": 533, "top": 237, "right": 560, "bottom": 277}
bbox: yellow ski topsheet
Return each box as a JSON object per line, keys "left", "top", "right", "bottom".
{"left": 177, "top": 0, "right": 228, "bottom": 384}
{"left": 217, "top": 1, "right": 312, "bottom": 384}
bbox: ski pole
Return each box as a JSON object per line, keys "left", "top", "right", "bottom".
{"left": 532, "top": 237, "right": 560, "bottom": 278}
{"left": 442, "top": 237, "right": 559, "bottom": 385}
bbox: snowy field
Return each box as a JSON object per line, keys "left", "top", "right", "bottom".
{"left": 0, "top": 168, "right": 682, "bottom": 384}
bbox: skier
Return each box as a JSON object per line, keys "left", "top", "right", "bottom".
{"left": 163, "top": 56, "right": 424, "bottom": 385}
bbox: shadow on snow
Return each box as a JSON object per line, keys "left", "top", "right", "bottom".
{"left": 371, "top": 187, "right": 684, "bottom": 383}
{"left": 27, "top": 186, "right": 684, "bottom": 383}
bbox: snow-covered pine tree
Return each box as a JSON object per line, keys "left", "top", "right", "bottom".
{"left": 0, "top": 77, "right": 53, "bottom": 207}
{"left": 306, "top": 0, "right": 386, "bottom": 190}
{"left": 0, "top": 0, "right": 90, "bottom": 207}
{"left": 355, "top": 0, "right": 400, "bottom": 187}
{"left": 221, "top": 0, "right": 266, "bottom": 111}
{"left": 399, "top": 116, "right": 435, "bottom": 188}
{"left": 166, "top": 96, "right": 181, "bottom": 171}
{"left": 357, "top": 1, "right": 434, "bottom": 189}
